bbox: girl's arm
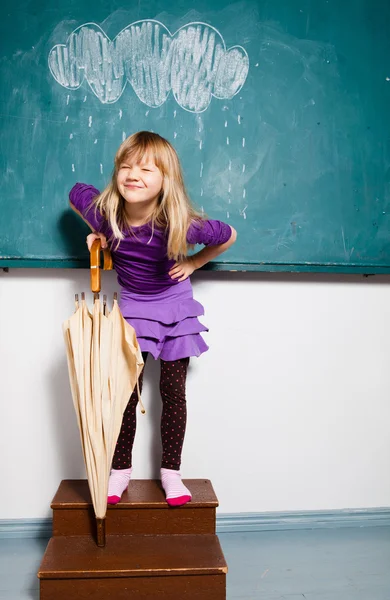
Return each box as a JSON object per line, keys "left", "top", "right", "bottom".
{"left": 190, "top": 226, "right": 237, "bottom": 269}
{"left": 169, "top": 225, "right": 237, "bottom": 281}
{"left": 70, "top": 202, "right": 96, "bottom": 232}
{"left": 69, "top": 183, "right": 103, "bottom": 231}
{"left": 69, "top": 183, "right": 108, "bottom": 249}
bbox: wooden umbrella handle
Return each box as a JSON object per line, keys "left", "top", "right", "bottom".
{"left": 90, "top": 239, "right": 113, "bottom": 293}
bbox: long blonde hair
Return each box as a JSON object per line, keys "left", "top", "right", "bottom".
{"left": 88, "top": 131, "right": 203, "bottom": 259}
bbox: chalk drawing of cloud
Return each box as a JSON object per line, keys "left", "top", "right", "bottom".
{"left": 48, "top": 19, "right": 249, "bottom": 113}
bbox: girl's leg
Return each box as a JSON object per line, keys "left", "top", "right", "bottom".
{"left": 159, "top": 357, "right": 192, "bottom": 506}
{"left": 107, "top": 352, "right": 148, "bottom": 504}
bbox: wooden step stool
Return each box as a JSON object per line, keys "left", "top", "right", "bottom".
{"left": 38, "top": 479, "right": 227, "bottom": 599}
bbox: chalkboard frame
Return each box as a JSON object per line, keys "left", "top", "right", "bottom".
{"left": 1, "top": 258, "right": 390, "bottom": 274}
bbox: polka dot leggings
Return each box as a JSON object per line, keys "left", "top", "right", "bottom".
{"left": 112, "top": 352, "right": 190, "bottom": 471}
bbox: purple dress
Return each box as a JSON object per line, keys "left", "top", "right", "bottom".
{"left": 69, "top": 183, "right": 232, "bottom": 361}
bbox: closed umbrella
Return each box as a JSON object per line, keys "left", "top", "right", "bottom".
{"left": 62, "top": 240, "right": 144, "bottom": 546}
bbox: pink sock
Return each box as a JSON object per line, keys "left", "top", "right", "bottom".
{"left": 160, "top": 468, "right": 192, "bottom": 507}
{"left": 107, "top": 467, "right": 132, "bottom": 505}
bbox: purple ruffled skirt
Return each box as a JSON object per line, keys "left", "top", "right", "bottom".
{"left": 119, "top": 279, "right": 209, "bottom": 361}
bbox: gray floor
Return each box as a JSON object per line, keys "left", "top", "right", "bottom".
{"left": 0, "top": 526, "right": 389, "bottom": 599}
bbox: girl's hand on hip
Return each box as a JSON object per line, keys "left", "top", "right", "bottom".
{"left": 169, "top": 258, "right": 197, "bottom": 282}
{"left": 86, "top": 232, "right": 108, "bottom": 251}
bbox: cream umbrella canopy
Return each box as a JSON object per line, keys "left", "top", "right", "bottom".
{"left": 62, "top": 240, "right": 144, "bottom": 546}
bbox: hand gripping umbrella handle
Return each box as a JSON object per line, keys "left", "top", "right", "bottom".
{"left": 90, "top": 239, "right": 113, "bottom": 293}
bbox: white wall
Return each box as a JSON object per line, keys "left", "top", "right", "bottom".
{"left": 1, "top": 268, "right": 390, "bottom": 519}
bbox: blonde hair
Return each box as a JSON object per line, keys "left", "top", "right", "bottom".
{"left": 88, "top": 131, "right": 204, "bottom": 259}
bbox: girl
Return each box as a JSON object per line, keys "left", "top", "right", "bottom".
{"left": 69, "top": 131, "right": 236, "bottom": 507}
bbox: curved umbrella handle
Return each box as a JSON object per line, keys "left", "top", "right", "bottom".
{"left": 90, "top": 239, "right": 113, "bottom": 293}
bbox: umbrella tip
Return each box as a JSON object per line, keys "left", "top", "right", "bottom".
{"left": 113, "top": 292, "right": 118, "bottom": 302}
{"left": 81, "top": 292, "right": 85, "bottom": 301}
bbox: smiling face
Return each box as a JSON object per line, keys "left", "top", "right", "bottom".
{"left": 116, "top": 154, "right": 164, "bottom": 215}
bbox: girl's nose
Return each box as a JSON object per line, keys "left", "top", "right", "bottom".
{"left": 126, "top": 168, "right": 139, "bottom": 181}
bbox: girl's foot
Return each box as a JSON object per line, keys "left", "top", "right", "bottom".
{"left": 161, "top": 468, "right": 192, "bottom": 507}
{"left": 107, "top": 467, "right": 133, "bottom": 505}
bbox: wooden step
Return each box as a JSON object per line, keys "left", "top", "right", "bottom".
{"left": 38, "top": 534, "right": 227, "bottom": 600}
{"left": 51, "top": 479, "right": 218, "bottom": 536}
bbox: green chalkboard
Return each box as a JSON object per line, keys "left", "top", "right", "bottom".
{"left": 1, "top": 0, "right": 390, "bottom": 272}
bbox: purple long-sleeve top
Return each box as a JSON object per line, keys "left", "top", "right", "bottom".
{"left": 69, "top": 183, "right": 232, "bottom": 294}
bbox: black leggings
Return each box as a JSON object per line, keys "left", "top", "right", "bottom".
{"left": 112, "top": 353, "right": 190, "bottom": 471}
